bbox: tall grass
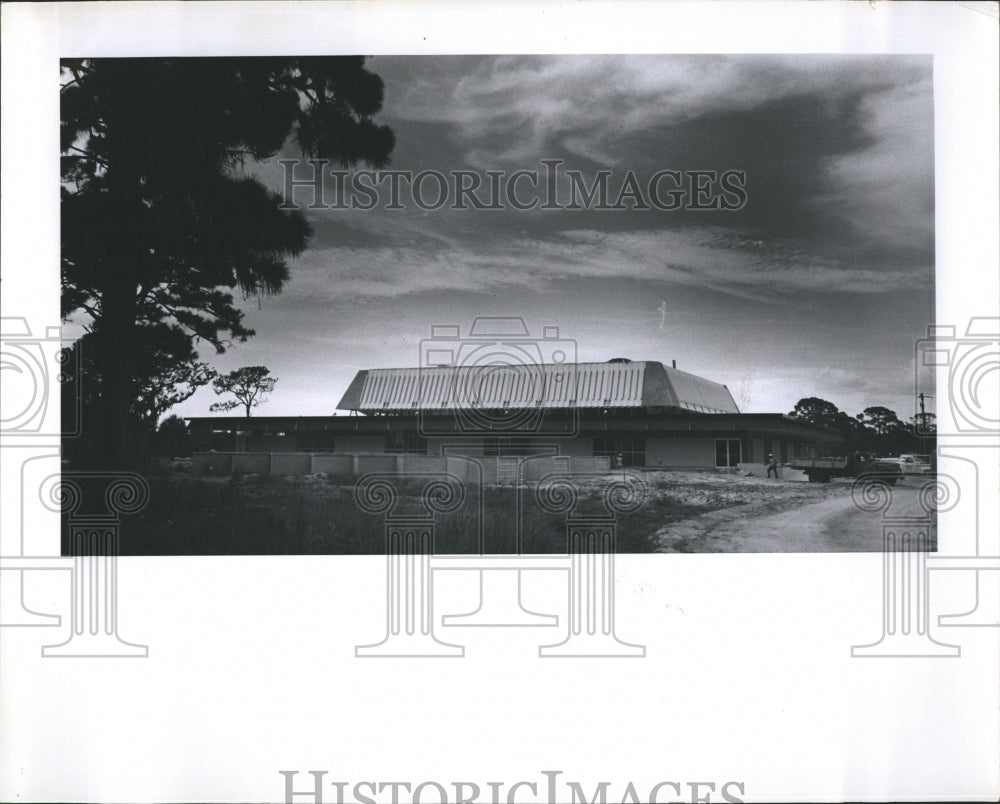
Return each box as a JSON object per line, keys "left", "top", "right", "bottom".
{"left": 63, "top": 474, "right": 696, "bottom": 556}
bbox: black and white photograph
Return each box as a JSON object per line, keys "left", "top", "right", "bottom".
{"left": 1, "top": 2, "right": 998, "bottom": 803}
{"left": 60, "top": 52, "right": 938, "bottom": 556}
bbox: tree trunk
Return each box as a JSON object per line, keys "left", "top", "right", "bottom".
{"left": 93, "top": 136, "right": 141, "bottom": 469}
{"left": 94, "top": 259, "right": 137, "bottom": 469}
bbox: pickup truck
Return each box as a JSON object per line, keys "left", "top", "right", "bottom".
{"left": 879, "top": 454, "right": 933, "bottom": 475}
{"left": 790, "top": 452, "right": 903, "bottom": 485}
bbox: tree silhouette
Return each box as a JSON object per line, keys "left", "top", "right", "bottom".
{"left": 856, "top": 406, "right": 910, "bottom": 455}
{"left": 788, "top": 396, "right": 865, "bottom": 454}
{"left": 61, "top": 57, "right": 394, "bottom": 466}
{"left": 210, "top": 366, "right": 277, "bottom": 417}
{"left": 155, "top": 415, "right": 192, "bottom": 458}
{"left": 62, "top": 328, "right": 216, "bottom": 463}
{"left": 789, "top": 397, "right": 928, "bottom": 456}
{"left": 788, "top": 397, "right": 842, "bottom": 427}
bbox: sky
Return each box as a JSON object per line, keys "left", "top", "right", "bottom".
{"left": 167, "top": 54, "right": 935, "bottom": 422}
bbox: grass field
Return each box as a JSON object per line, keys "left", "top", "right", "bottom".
{"left": 70, "top": 466, "right": 777, "bottom": 555}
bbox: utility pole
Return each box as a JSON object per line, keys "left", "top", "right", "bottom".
{"left": 918, "top": 392, "right": 934, "bottom": 468}
{"left": 918, "top": 392, "right": 934, "bottom": 433}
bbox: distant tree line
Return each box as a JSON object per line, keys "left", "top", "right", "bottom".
{"left": 788, "top": 396, "right": 935, "bottom": 457}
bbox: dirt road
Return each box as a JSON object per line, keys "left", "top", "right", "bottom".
{"left": 654, "top": 480, "right": 932, "bottom": 553}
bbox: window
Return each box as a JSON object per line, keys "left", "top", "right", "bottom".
{"left": 593, "top": 435, "right": 616, "bottom": 458}
{"left": 593, "top": 434, "right": 645, "bottom": 467}
{"left": 716, "top": 438, "right": 741, "bottom": 468}
{"left": 617, "top": 435, "right": 645, "bottom": 467}
{"left": 385, "top": 431, "right": 428, "bottom": 455}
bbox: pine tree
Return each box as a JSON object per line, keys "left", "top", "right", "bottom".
{"left": 61, "top": 57, "right": 394, "bottom": 465}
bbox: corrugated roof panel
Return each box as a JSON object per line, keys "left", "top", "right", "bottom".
{"left": 338, "top": 361, "right": 738, "bottom": 414}
{"left": 663, "top": 367, "right": 738, "bottom": 414}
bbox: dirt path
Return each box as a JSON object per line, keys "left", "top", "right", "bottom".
{"left": 655, "top": 483, "right": 928, "bottom": 553}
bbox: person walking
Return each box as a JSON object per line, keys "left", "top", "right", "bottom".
{"left": 766, "top": 453, "right": 779, "bottom": 479}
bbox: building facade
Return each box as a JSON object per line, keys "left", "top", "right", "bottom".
{"left": 187, "top": 359, "right": 838, "bottom": 472}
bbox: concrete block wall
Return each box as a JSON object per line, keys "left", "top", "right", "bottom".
{"left": 270, "top": 453, "right": 312, "bottom": 476}
{"left": 424, "top": 435, "right": 595, "bottom": 458}
{"left": 191, "top": 452, "right": 611, "bottom": 483}
{"left": 193, "top": 452, "right": 234, "bottom": 475}
{"left": 232, "top": 453, "right": 271, "bottom": 474}
{"left": 310, "top": 454, "right": 355, "bottom": 476}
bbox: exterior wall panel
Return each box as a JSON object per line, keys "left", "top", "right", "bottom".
{"left": 426, "top": 437, "right": 486, "bottom": 457}
{"left": 335, "top": 433, "right": 386, "bottom": 453}
{"left": 232, "top": 453, "right": 270, "bottom": 474}
{"left": 271, "top": 454, "right": 312, "bottom": 476}
{"left": 248, "top": 434, "right": 296, "bottom": 452}
{"left": 646, "top": 436, "right": 716, "bottom": 468}
{"left": 311, "top": 454, "right": 355, "bottom": 476}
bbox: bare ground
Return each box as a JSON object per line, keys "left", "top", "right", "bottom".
{"left": 648, "top": 471, "right": 932, "bottom": 553}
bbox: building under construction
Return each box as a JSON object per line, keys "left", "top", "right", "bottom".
{"left": 187, "top": 356, "right": 837, "bottom": 476}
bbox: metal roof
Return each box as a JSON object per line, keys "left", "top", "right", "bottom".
{"left": 337, "top": 361, "right": 739, "bottom": 415}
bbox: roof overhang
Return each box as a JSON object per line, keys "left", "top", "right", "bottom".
{"left": 335, "top": 361, "right": 739, "bottom": 415}
{"left": 186, "top": 412, "right": 839, "bottom": 440}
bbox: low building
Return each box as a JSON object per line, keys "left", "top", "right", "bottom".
{"left": 186, "top": 359, "right": 838, "bottom": 473}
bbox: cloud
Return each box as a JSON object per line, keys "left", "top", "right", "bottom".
{"left": 377, "top": 55, "right": 930, "bottom": 167}
{"left": 278, "top": 224, "right": 929, "bottom": 307}
{"left": 236, "top": 55, "right": 933, "bottom": 303}
{"left": 818, "top": 70, "right": 935, "bottom": 257}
